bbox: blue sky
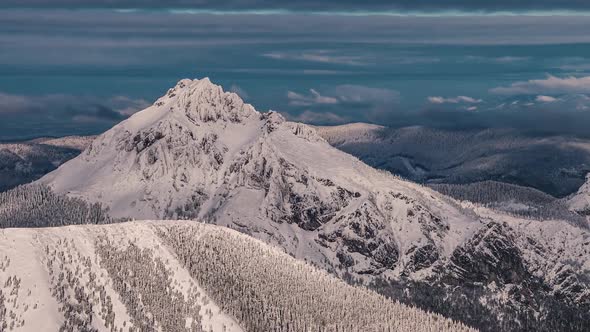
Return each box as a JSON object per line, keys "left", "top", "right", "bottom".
{"left": 2, "top": 5, "right": 590, "bottom": 139}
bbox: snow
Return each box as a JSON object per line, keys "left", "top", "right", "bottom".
{"left": 94, "top": 222, "right": 242, "bottom": 332}
{"left": 568, "top": 174, "right": 590, "bottom": 214}
{"left": 0, "top": 230, "right": 62, "bottom": 331}
{"left": 0, "top": 222, "right": 243, "bottom": 332}
{"left": 0, "top": 221, "right": 475, "bottom": 332}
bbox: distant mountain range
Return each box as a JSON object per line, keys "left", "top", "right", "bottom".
{"left": 0, "top": 136, "right": 93, "bottom": 192}
{"left": 316, "top": 123, "right": 590, "bottom": 198}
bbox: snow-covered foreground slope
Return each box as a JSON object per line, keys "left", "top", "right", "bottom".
{"left": 39, "top": 78, "right": 590, "bottom": 331}
{"left": 0, "top": 220, "right": 474, "bottom": 332}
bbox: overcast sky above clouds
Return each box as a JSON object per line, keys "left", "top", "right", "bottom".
{"left": 1, "top": 5, "right": 590, "bottom": 139}
{"left": 5, "top": 0, "right": 590, "bottom": 12}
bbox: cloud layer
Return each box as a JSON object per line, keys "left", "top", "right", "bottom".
{"left": 262, "top": 51, "right": 367, "bottom": 66}
{"left": 5, "top": 1, "right": 590, "bottom": 13}
{"left": 2, "top": 8, "right": 590, "bottom": 139}
{"left": 428, "top": 96, "right": 482, "bottom": 104}
{"left": 0, "top": 92, "right": 149, "bottom": 140}
{"left": 491, "top": 75, "right": 590, "bottom": 95}
{"left": 285, "top": 85, "right": 400, "bottom": 125}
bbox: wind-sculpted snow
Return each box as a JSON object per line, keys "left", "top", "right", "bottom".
{"left": 0, "top": 221, "right": 474, "bottom": 332}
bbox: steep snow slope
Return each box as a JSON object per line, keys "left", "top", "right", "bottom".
{"left": 568, "top": 174, "right": 590, "bottom": 215}
{"left": 0, "top": 221, "right": 474, "bottom": 332}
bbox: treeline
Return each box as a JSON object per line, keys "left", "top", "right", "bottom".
{"left": 0, "top": 184, "right": 119, "bottom": 228}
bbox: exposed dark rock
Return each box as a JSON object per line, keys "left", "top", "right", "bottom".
{"left": 406, "top": 243, "right": 439, "bottom": 271}
{"left": 125, "top": 129, "right": 165, "bottom": 153}
{"left": 447, "top": 222, "right": 527, "bottom": 284}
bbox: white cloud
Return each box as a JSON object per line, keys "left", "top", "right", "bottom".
{"left": 262, "top": 51, "right": 366, "bottom": 66}
{"left": 535, "top": 95, "right": 558, "bottom": 103}
{"left": 287, "top": 89, "right": 339, "bottom": 106}
{"left": 465, "top": 55, "right": 530, "bottom": 64}
{"left": 333, "top": 85, "right": 399, "bottom": 104}
{"left": 0, "top": 92, "right": 149, "bottom": 120}
{"left": 288, "top": 110, "right": 347, "bottom": 125}
{"left": 0, "top": 93, "right": 38, "bottom": 113}
{"left": 494, "top": 56, "right": 530, "bottom": 63}
{"left": 288, "top": 85, "right": 399, "bottom": 108}
{"left": 490, "top": 75, "right": 590, "bottom": 95}
{"left": 559, "top": 63, "right": 590, "bottom": 72}
{"left": 108, "top": 95, "right": 150, "bottom": 116}
{"left": 229, "top": 84, "right": 249, "bottom": 100}
{"left": 428, "top": 95, "right": 482, "bottom": 104}
{"left": 427, "top": 96, "right": 445, "bottom": 104}
{"left": 285, "top": 85, "right": 399, "bottom": 124}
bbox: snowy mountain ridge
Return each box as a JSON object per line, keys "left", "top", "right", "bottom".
{"left": 1, "top": 221, "right": 474, "bottom": 331}
{"left": 38, "top": 78, "right": 590, "bottom": 331}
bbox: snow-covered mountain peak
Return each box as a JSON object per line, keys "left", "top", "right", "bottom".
{"left": 151, "top": 77, "right": 258, "bottom": 125}
{"left": 41, "top": 77, "right": 482, "bottom": 279}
